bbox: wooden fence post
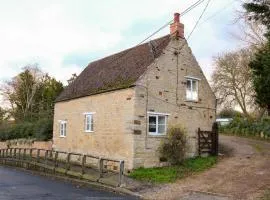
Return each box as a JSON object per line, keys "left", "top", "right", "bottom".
{"left": 18, "top": 149, "right": 21, "bottom": 160}
{"left": 9, "top": 148, "right": 12, "bottom": 157}
{"left": 23, "top": 149, "right": 26, "bottom": 160}
{"left": 37, "top": 149, "right": 40, "bottom": 163}
{"left": 198, "top": 128, "right": 201, "bottom": 156}
{"left": 13, "top": 148, "right": 15, "bottom": 158}
{"left": 45, "top": 150, "right": 48, "bottom": 166}
{"left": 99, "top": 158, "right": 103, "bottom": 178}
{"left": 54, "top": 151, "right": 58, "bottom": 173}
{"left": 30, "top": 149, "right": 33, "bottom": 161}
{"left": 65, "top": 153, "right": 71, "bottom": 174}
{"left": 81, "top": 155, "right": 86, "bottom": 175}
{"left": 119, "top": 160, "right": 124, "bottom": 187}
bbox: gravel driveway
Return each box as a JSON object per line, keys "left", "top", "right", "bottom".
{"left": 139, "top": 135, "right": 270, "bottom": 200}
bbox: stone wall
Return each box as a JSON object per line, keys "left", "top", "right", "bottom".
{"left": 132, "top": 38, "right": 216, "bottom": 168}
{"left": 53, "top": 88, "right": 135, "bottom": 169}
{"left": 0, "top": 140, "right": 52, "bottom": 150}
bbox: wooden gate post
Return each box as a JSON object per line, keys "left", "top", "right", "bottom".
{"left": 198, "top": 128, "right": 201, "bottom": 156}
{"left": 211, "top": 122, "right": 219, "bottom": 156}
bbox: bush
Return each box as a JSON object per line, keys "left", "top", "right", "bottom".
{"left": 159, "top": 126, "right": 187, "bottom": 165}
{"left": 0, "top": 118, "right": 53, "bottom": 141}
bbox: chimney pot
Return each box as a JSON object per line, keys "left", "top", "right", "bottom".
{"left": 174, "top": 13, "right": 180, "bottom": 23}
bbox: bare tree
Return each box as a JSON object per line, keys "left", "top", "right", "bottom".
{"left": 0, "top": 64, "right": 44, "bottom": 120}
{"left": 212, "top": 48, "right": 255, "bottom": 118}
{"left": 233, "top": 5, "right": 267, "bottom": 48}
{"left": 234, "top": 20, "right": 266, "bottom": 47}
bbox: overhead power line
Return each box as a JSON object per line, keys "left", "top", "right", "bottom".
{"left": 105, "top": 0, "right": 206, "bottom": 69}
{"left": 137, "top": 0, "right": 205, "bottom": 46}
{"left": 187, "top": 0, "right": 212, "bottom": 40}
{"left": 198, "top": 0, "right": 236, "bottom": 27}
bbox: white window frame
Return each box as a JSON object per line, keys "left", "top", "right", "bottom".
{"left": 59, "top": 120, "right": 67, "bottom": 137}
{"left": 186, "top": 78, "right": 199, "bottom": 101}
{"left": 147, "top": 112, "right": 169, "bottom": 136}
{"left": 83, "top": 112, "right": 95, "bottom": 133}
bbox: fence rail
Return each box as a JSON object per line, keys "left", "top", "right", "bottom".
{"left": 0, "top": 148, "right": 124, "bottom": 187}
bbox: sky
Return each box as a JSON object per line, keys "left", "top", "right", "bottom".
{"left": 0, "top": 0, "right": 244, "bottom": 102}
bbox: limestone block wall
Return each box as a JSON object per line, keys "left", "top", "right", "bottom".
{"left": 53, "top": 88, "right": 135, "bottom": 169}
{"left": 133, "top": 38, "right": 216, "bottom": 168}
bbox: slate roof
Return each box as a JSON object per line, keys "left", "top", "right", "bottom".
{"left": 56, "top": 35, "right": 171, "bottom": 102}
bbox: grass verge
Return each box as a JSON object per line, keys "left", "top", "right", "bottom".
{"left": 260, "top": 189, "right": 270, "bottom": 200}
{"left": 129, "top": 156, "right": 217, "bottom": 184}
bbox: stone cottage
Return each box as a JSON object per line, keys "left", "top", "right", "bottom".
{"left": 53, "top": 13, "right": 216, "bottom": 170}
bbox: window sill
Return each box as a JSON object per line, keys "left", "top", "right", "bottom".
{"left": 185, "top": 99, "right": 199, "bottom": 103}
{"left": 59, "top": 136, "right": 66, "bottom": 138}
{"left": 85, "top": 131, "right": 94, "bottom": 133}
{"left": 148, "top": 133, "right": 167, "bottom": 138}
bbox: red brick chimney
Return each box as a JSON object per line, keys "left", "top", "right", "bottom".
{"left": 170, "top": 13, "right": 184, "bottom": 38}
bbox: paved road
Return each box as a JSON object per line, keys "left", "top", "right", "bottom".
{"left": 0, "top": 166, "right": 138, "bottom": 200}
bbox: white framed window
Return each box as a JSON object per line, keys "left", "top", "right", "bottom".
{"left": 59, "top": 121, "right": 67, "bottom": 137}
{"left": 84, "top": 112, "right": 94, "bottom": 132}
{"left": 186, "top": 78, "right": 199, "bottom": 101}
{"left": 148, "top": 112, "right": 169, "bottom": 135}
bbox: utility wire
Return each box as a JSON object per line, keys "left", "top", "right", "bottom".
{"left": 137, "top": 0, "right": 205, "bottom": 46}
{"left": 166, "top": 0, "right": 212, "bottom": 54}
{"left": 104, "top": 0, "right": 206, "bottom": 68}
{"left": 198, "top": 0, "right": 236, "bottom": 26}
{"left": 187, "top": 0, "right": 212, "bottom": 40}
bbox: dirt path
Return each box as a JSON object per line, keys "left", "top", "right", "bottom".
{"left": 139, "top": 135, "right": 270, "bottom": 200}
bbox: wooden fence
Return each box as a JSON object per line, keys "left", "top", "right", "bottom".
{"left": 0, "top": 148, "right": 124, "bottom": 187}
{"left": 198, "top": 122, "right": 219, "bottom": 156}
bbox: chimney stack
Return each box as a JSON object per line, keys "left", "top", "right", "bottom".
{"left": 170, "top": 13, "right": 184, "bottom": 38}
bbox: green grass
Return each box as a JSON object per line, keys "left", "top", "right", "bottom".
{"left": 260, "top": 189, "right": 270, "bottom": 200}
{"left": 129, "top": 156, "right": 217, "bottom": 184}
{"left": 251, "top": 143, "right": 265, "bottom": 153}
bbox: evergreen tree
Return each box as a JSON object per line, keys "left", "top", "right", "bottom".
{"left": 244, "top": 0, "right": 270, "bottom": 115}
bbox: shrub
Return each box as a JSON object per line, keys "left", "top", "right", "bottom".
{"left": 159, "top": 126, "right": 187, "bottom": 165}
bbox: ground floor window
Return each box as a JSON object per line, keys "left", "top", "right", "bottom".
{"left": 85, "top": 113, "right": 94, "bottom": 132}
{"left": 59, "top": 121, "right": 67, "bottom": 137}
{"left": 148, "top": 112, "right": 169, "bottom": 135}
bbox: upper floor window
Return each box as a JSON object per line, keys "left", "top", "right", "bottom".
{"left": 186, "top": 77, "right": 199, "bottom": 101}
{"left": 59, "top": 121, "right": 67, "bottom": 137}
{"left": 84, "top": 112, "right": 94, "bottom": 132}
{"left": 148, "top": 112, "right": 169, "bottom": 136}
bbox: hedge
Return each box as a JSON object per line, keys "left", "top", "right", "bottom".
{"left": 0, "top": 118, "right": 53, "bottom": 141}
{"left": 220, "top": 117, "right": 270, "bottom": 139}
